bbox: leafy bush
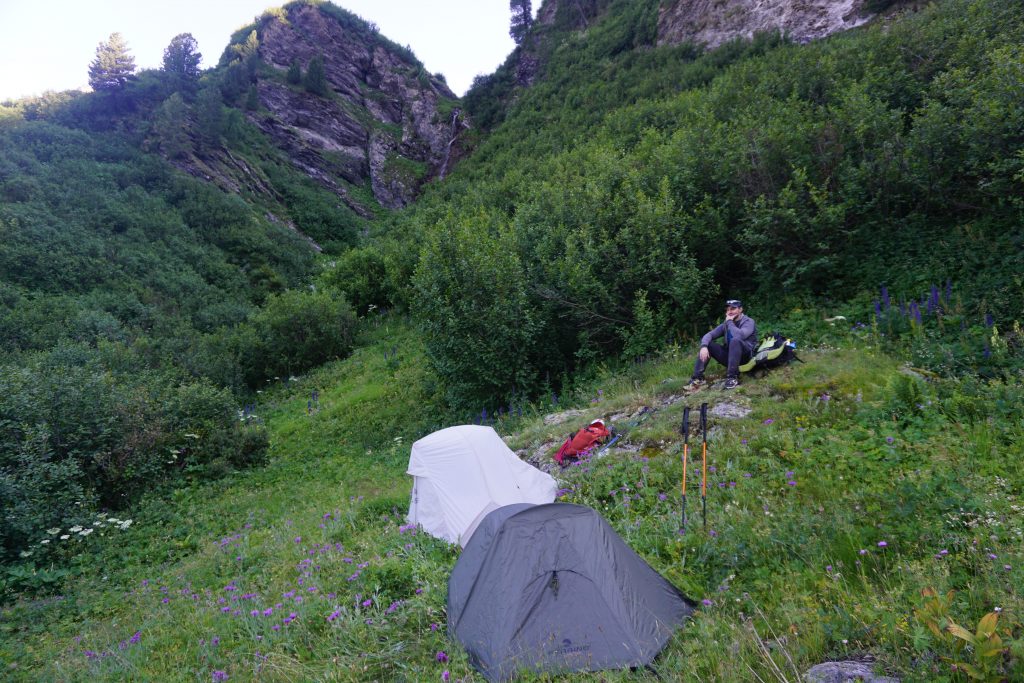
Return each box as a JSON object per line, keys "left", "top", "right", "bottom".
{"left": 0, "top": 349, "right": 268, "bottom": 563}
{"left": 248, "top": 289, "right": 357, "bottom": 382}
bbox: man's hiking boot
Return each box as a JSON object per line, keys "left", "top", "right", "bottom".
{"left": 685, "top": 376, "right": 705, "bottom": 391}
{"left": 723, "top": 377, "right": 740, "bottom": 390}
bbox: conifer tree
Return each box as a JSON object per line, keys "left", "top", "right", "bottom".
{"left": 304, "top": 55, "right": 329, "bottom": 97}
{"left": 88, "top": 32, "right": 137, "bottom": 92}
{"left": 162, "top": 33, "right": 202, "bottom": 93}
{"left": 509, "top": 0, "right": 533, "bottom": 45}
{"left": 245, "top": 85, "right": 260, "bottom": 111}
{"left": 194, "top": 86, "right": 224, "bottom": 147}
{"left": 286, "top": 59, "right": 302, "bottom": 85}
{"left": 152, "top": 93, "right": 190, "bottom": 158}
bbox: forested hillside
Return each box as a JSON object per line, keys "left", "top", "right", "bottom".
{"left": 1, "top": 1, "right": 1023, "bottom": 675}
{"left": 341, "top": 0, "right": 1022, "bottom": 409}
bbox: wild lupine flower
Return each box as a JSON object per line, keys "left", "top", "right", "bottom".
{"left": 881, "top": 285, "right": 890, "bottom": 309}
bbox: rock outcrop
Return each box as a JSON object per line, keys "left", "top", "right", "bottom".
{"left": 657, "top": 0, "right": 876, "bottom": 49}
{"left": 243, "top": 3, "right": 467, "bottom": 213}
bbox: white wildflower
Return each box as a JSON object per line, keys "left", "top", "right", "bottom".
{"left": 79, "top": 528, "right": 93, "bottom": 537}
{"left": 46, "top": 527, "right": 61, "bottom": 535}
{"left": 69, "top": 525, "right": 83, "bottom": 533}
{"left": 60, "top": 535, "right": 70, "bottom": 540}
{"left": 40, "top": 539, "right": 51, "bottom": 545}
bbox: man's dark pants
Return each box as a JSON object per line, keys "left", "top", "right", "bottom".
{"left": 694, "top": 338, "right": 752, "bottom": 380}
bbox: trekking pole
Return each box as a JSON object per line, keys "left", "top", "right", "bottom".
{"left": 700, "top": 402, "right": 708, "bottom": 532}
{"left": 680, "top": 406, "right": 690, "bottom": 533}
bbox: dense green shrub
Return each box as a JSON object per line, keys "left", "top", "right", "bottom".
{"left": 249, "top": 289, "right": 357, "bottom": 382}
{"left": 0, "top": 348, "right": 267, "bottom": 562}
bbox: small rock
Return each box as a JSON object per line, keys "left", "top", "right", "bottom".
{"left": 661, "top": 394, "right": 685, "bottom": 406}
{"left": 804, "top": 661, "right": 899, "bottom": 683}
{"left": 710, "top": 402, "right": 752, "bottom": 419}
{"left": 543, "top": 409, "right": 585, "bottom": 426}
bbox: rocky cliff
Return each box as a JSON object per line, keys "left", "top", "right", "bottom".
{"left": 236, "top": 3, "right": 466, "bottom": 213}
{"left": 657, "top": 0, "right": 879, "bottom": 49}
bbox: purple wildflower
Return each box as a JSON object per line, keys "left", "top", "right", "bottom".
{"left": 701, "top": 598, "right": 713, "bottom": 607}
{"left": 442, "top": 672, "right": 450, "bottom": 682}
{"left": 212, "top": 671, "right": 229, "bottom": 682}
{"left": 763, "top": 419, "right": 774, "bottom": 425}
{"left": 859, "top": 549, "right": 867, "bottom": 555}
{"left": 436, "top": 651, "right": 449, "bottom": 663}
{"left": 129, "top": 631, "right": 141, "bottom": 644}
{"left": 430, "top": 623, "right": 439, "bottom": 631}
{"left": 877, "top": 541, "right": 888, "bottom": 548}
{"left": 361, "top": 599, "right": 372, "bottom": 608}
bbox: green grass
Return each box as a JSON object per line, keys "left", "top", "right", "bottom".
{"left": 2, "top": 321, "right": 1022, "bottom": 681}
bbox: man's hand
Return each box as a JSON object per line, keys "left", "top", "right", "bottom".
{"left": 699, "top": 346, "right": 709, "bottom": 363}
{"left": 725, "top": 310, "right": 739, "bottom": 322}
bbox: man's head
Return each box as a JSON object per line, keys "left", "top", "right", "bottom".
{"left": 725, "top": 299, "right": 743, "bottom": 319}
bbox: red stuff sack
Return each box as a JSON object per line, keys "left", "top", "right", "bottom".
{"left": 554, "top": 419, "right": 610, "bottom": 466}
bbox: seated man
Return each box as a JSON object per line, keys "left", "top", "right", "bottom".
{"left": 687, "top": 299, "right": 757, "bottom": 390}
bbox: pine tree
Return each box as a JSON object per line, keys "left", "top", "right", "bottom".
{"left": 88, "top": 33, "right": 137, "bottom": 92}
{"left": 304, "top": 55, "right": 329, "bottom": 97}
{"left": 194, "top": 86, "right": 224, "bottom": 148}
{"left": 286, "top": 59, "right": 302, "bottom": 85}
{"left": 152, "top": 93, "right": 190, "bottom": 158}
{"left": 509, "top": 0, "right": 533, "bottom": 45}
{"left": 162, "top": 33, "right": 202, "bottom": 93}
{"left": 245, "top": 85, "right": 260, "bottom": 111}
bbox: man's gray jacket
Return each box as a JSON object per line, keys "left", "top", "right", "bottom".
{"left": 700, "top": 315, "right": 758, "bottom": 354}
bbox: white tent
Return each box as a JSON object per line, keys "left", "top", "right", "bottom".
{"left": 406, "top": 425, "right": 558, "bottom": 546}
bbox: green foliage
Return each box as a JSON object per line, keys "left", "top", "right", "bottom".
{"left": 151, "top": 93, "right": 189, "bottom": 158}
{"left": 304, "top": 54, "right": 329, "bottom": 97}
{"left": 193, "top": 85, "right": 224, "bottom": 147}
{"left": 248, "top": 289, "right": 357, "bottom": 382}
{"left": 286, "top": 59, "right": 302, "bottom": 85}
{"left": 88, "top": 32, "right": 136, "bottom": 93}
{"left": 161, "top": 33, "right": 202, "bottom": 94}
{"left": 319, "top": 247, "right": 390, "bottom": 315}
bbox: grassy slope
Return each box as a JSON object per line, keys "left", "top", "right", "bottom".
{"left": 1, "top": 320, "right": 1022, "bottom": 681}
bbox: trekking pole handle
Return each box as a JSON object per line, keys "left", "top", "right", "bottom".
{"left": 699, "top": 403, "right": 708, "bottom": 440}
{"left": 681, "top": 406, "right": 690, "bottom": 439}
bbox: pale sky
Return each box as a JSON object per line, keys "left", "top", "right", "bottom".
{"left": 0, "top": 1, "right": 526, "bottom": 102}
